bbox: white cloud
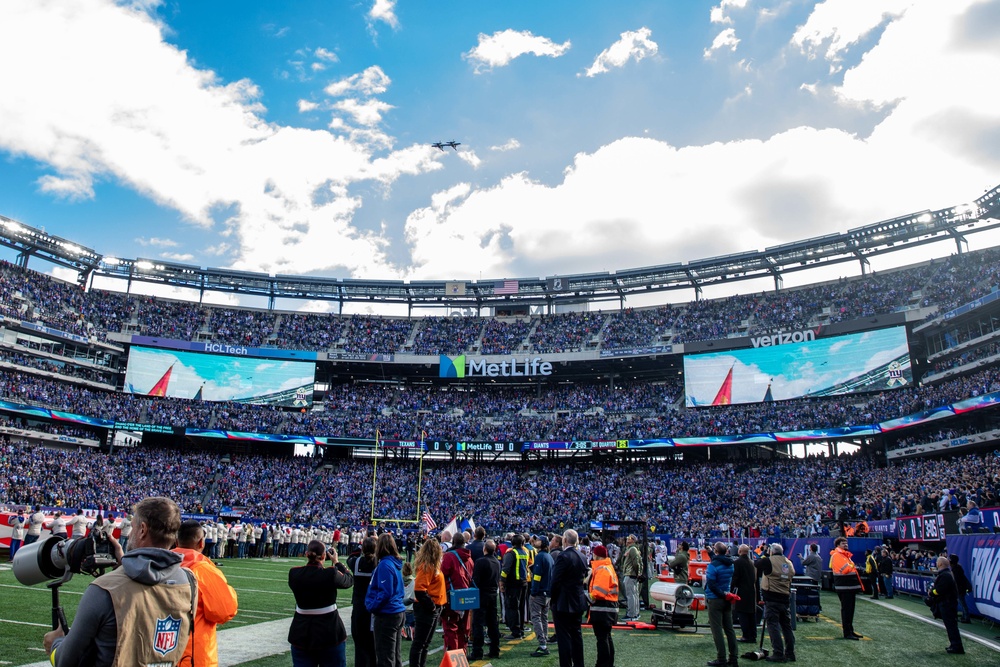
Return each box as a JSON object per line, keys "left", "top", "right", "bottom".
{"left": 704, "top": 28, "right": 740, "bottom": 58}
{"left": 711, "top": 0, "right": 749, "bottom": 25}
{"left": 368, "top": 0, "right": 399, "bottom": 29}
{"left": 324, "top": 65, "right": 391, "bottom": 97}
{"left": 583, "top": 28, "right": 658, "bottom": 78}
{"left": 792, "top": 0, "right": 915, "bottom": 62}
{"left": 405, "top": 1, "right": 1000, "bottom": 281}
{"left": 160, "top": 251, "right": 195, "bottom": 262}
{"left": 456, "top": 149, "right": 481, "bottom": 169}
{"left": 490, "top": 138, "right": 521, "bottom": 152}
{"left": 464, "top": 29, "right": 571, "bottom": 72}
{"left": 333, "top": 98, "right": 394, "bottom": 126}
{"left": 0, "top": 0, "right": 440, "bottom": 279}
{"left": 799, "top": 82, "right": 818, "bottom": 95}
{"left": 314, "top": 47, "right": 338, "bottom": 63}
{"left": 297, "top": 99, "right": 319, "bottom": 113}
{"left": 136, "top": 236, "right": 179, "bottom": 247}
{"left": 37, "top": 173, "right": 94, "bottom": 200}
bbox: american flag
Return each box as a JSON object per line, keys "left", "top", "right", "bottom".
{"left": 421, "top": 511, "right": 437, "bottom": 531}
{"left": 494, "top": 279, "right": 519, "bottom": 294}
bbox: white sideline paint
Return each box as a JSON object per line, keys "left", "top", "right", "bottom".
{"left": 863, "top": 597, "right": 1000, "bottom": 653}
{"left": 21, "top": 603, "right": 447, "bottom": 667}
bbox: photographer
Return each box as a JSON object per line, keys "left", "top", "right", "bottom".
{"left": 288, "top": 539, "right": 354, "bottom": 667}
{"left": 754, "top": 543, "right": 796, "bottom": 663}
{"left": 43, "top": 496, "right": 197, "bottom": 667}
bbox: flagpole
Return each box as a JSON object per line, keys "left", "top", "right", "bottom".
{"left": 369, "top": 429, "right": 381, "bottom": 523}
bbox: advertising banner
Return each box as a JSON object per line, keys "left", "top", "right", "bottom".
{"left": 945, "top": 534, "right": 1000, "bottom": 623}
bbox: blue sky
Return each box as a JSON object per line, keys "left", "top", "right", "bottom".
{"left": 0, "top": 1, "right": 999, "bottom": 311}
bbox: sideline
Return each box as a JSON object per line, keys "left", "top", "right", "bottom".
{"left": 20, "top": 604, "right": 447, "bottom": 667}
{"left": 862, "top": 597, "right": 1000, "bottom": 653}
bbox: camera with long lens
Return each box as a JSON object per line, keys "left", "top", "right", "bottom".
{"left": 12, "top": 532, "right": 118, "bottom": 632}
{"left": 13, "top": 534, "right": 117, "bottom": 585}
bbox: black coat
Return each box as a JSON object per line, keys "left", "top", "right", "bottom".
{"left": 731, "top": 554, "right": 758, "bottom": 614}
{"left": 288, "top": 561, "right": 354, "bottom": 651}
{"left": 473, "top": 553, "right": 501, "bottom": 596}
{"left": 550, "top": 547, "right": 590, "bottom": 614}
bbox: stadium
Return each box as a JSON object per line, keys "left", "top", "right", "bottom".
{"left": 1, "top": 180, "right": 1000, "bottom": 667}
{"left": 4, "top": 2, "right": 1000, "bottom": 667}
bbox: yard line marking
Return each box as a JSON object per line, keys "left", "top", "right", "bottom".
{"left": 0, "top": 618, "right": 50, "bottom": 627}
{"left": 0, "top": 584, "right": 83, "bottom": 595}
{"left": 217, "top": 574, "right": 290, "bottom": 582}
{"left": 863, "top": 597, "right": 1000, "bottom": 653}
{"left": 233, "top": 588, "right": 295, "bottom": 595}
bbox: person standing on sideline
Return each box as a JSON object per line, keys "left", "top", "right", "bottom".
{"left": 829, "top": 537, "right": 864, "bottom": 640}
{"left": 440, "top": 532, "right": 474, "bottom": 654}
{"left": 619, "top": 535, "right": 643, "bottom": 622}
{"left": 348, "top": 536, "right": 378, "bottom": 667}
{"left": 878, "top": 547, "right": 894, "bottom": 599}
{"left": 704, "top": 541, "right": 738, "bottom": 667}
{"left": 173, "top": 520, "right": 239, "bottom": 667}
{"left": 949, "top": 554, "right": 973, "bottom": 624}
{"left": 409, "top": 538, "right": 446, "bottom": 667}
{"left": 8, "top": 510, "right": 26, "bottom": 561}
{"left": 929, "top": 556, "right": 965, "bottom": 655}
{"left": 471, "top": 540, "right": 502, "bottom": 661}
{"left": 550, "top": 529, "right": 589, "bottom": 667}
{"left": 800, "top": 544, "right": 822, "bottom": 584}
{"left": 499, "top": 533, "right": 530, "bottom": 639}
{"left": 366, "top": 533, "right": 406, "bottom": 667}
{"left": 731, "top": 544, "right": 758, "bottom": 643}
{"left": 43, "top": 497, "right": 196, "bottom": 667}
{"left": 588, "top": 545, "right": 619, "bottom": 667}
{"left": 288, "top": 539, "right": 354, "bottom": 667}
{"left": 754, "top": 543, "right": 796, "bottom": 663}
{"left": 528, "top": 535, "right": 554, "bottom": 657}
{"left": 669, "top": 541, "right": 690, "bottom": 585}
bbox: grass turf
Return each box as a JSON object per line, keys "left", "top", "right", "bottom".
{"left": 1, "top": 558, "right": 997, "bottom": 666}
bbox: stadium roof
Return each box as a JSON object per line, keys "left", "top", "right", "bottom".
{"left": 2, "top": 182, "right": 999, "bottom": 312}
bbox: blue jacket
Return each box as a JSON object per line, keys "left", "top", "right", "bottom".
{"left": 704, "top": 554, "right": 735, "bottom": 600}
{"left": 365, "top": 555, "right": 405, "bottom": 615}
{"left": 530, "top": 550, "right": 554, "bottom": 596}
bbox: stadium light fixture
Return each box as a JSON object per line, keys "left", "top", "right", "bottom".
{"left": 135, "top": 260, "right": 155, "bottom": 270}
{"left": 917, "top": 213, "right": 932, "bottom": 223}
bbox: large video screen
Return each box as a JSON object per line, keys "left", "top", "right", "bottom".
{"left": 684, "top": 327, "right": 912, "bottom": 408}
{"left": 124, "top": 346, "right": 315, "bottom": 407}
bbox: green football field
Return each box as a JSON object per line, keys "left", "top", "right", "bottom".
{"left": 2, "top": 558, "right": 998, "bottom": 667}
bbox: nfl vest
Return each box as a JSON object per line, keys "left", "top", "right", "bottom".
{"left": 92, "top": 567, "right": 196, "bottom": 667}
{"left": 760, "top": 555, "right": 794, "bottom": 597}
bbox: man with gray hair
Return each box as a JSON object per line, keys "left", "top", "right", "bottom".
{"left": 754, "top": 543, "right": 795, "bottom": 662}
{"left": 619, "top": 535, "right": 642, "bottom": 622}
{"left": 929, "top": 556, "right": 964, "bottom": 654}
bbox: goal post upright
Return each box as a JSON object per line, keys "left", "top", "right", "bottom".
{"left": 369, "top": 429, "right": 427, "bottom": 525}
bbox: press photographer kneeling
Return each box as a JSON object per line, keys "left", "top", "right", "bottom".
{"left": 21, "top": 497, "right": 196, "bottom": 667}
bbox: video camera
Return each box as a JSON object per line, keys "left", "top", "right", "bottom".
{"left": 12, "top": 533, "right": 118, "bottom": 632}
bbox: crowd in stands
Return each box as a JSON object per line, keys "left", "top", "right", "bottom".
{"left": 3, "top": 246, "right": 1000, "bottom": 355}
{"left": 932, "top": 339, "right": 1000, "bottom": 375}
{"left": 2, "top": 437, "right": 998, "bottom": 545}
{"left": 1, "top": 360, "right": 999, "bottom": 440}
{"left": 0, "top": 349, "right": 116, "bottom": 385}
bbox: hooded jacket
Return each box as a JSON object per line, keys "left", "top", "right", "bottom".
{"left": 174, "top": 547, "right": 239, "bottom": 667}
{"left": 366, "top": 555, "right": 405, "bottom": 615}
{"left": 51, "top": 548, "right": 195, "bottom": 667}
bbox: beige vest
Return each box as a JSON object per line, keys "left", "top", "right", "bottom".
{"left": 93, "top": 567, "right": 196, "bottom": 667}
{"left": 760, "top": 555, "right": 794, "bottom": 597}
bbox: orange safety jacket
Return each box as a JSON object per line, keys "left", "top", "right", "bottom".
{"left": 174, "top": 548, "right": 239, "bottom": 667}
{"left": 829, "top": 547, "right": 863, "bottom": 593}
{"left": 589, "top": 557, "right": 620, "bottom": 613}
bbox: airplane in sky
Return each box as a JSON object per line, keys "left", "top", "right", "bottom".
{"left": 431, "top": 141, "right": 461, "bottom": 151}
